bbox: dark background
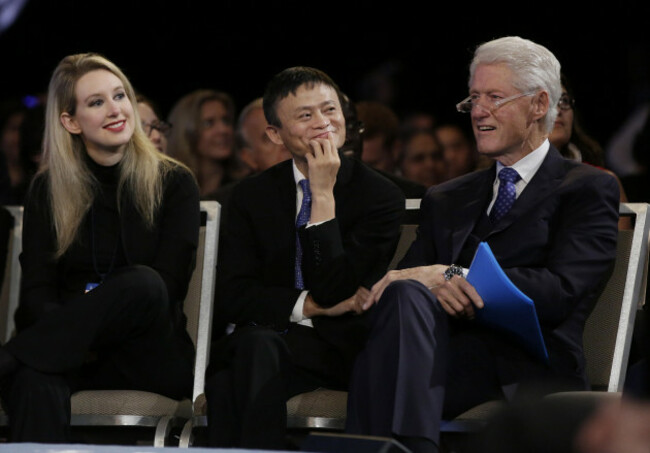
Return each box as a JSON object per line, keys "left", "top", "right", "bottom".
{"left": 1, "top": 0, "right": 649, "bottom": 164}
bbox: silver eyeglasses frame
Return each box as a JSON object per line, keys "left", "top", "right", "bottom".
{"left": 456, "top": 91, "right": 537, "bottom": 114}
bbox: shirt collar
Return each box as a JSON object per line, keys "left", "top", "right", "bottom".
{"left": 292, "top": 159, "right": 306, "bottom": 189}
{"left": 495, "top": 139, "right": 550, "bottom": 184}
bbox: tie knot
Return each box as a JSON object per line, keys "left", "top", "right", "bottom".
{"left": 498, "top": 167, "right": 520, "bottom": 184}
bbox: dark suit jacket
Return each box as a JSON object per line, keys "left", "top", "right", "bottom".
{"left": 16, "top": 163, "right": 200, "bottom": 333}
{"left": 399, "top": 145, "right": 620, "bottom": 386}
{"left": 214, "top": 153, "right": 404, "bottom": 371}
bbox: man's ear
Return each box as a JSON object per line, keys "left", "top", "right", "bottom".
{"left": 265, "top": 125, "right": 284, "bottom": 146}
{"left": 60, "top": 112, "right": 82, "bottom": 135}
{"left": 238, "top": 146, "right": 258, "bottom": 171}
{"left": 532, "top": 91, "right": 550, "bottom": 122}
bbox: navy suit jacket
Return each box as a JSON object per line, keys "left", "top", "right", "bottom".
{"left": 399, "top": 146, "right": 620, "bottom": 386}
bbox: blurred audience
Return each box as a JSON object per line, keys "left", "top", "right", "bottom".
{"left": 167, "top": 89, "right": 239, "bottom": 197}
{"left": 136, "top": 93, "right": 171, "bottom": 155}
{"left": 207, "top": 97, "right": 292, "bottom": 207}
{"left": 396, "top": 128, "right": 446, "bottom": 187}
{"left": 355, "top": 100, "right": 400, "bottom": 173}
{"left": 549, "top": 74, "right": 629, "bottom": 229}
{"left": 434, "top": 121, "right": 482, "bottom": 180}
{"left": 235, "top": 97, "right": 291, "bottom": 175}
{"left": 0, "top": 99, "right": 27, "bottom": 203}
{"left": 347, "top": 98, "right": 425, "bottom": 200}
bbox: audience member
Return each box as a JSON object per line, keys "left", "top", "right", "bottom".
{"left": 433, "top": 121, "right": 482, "bottom": 180}
{"left": 136, "top": 93, "right": 171, "bottom": 155}
{"left": 203, "top": 66, "right": 404, "bottom": 450}
{"left": 13, "top": 100, "right": 45, "bottom": 204}
{"left": 0, "top": 98, "right": 27, "bottom": 203}
{"left": 166, "top": 89, "right": 239, "bottom": 197}
{"left": 206, "top": 97, "right": 292, "bottom": 208}
{"left": 0, "top": 53, "right": 200, "bottom": 442}
{"left": 396, "top": 128, "right": 446, "bottom": 187}
{"left": 550, "top": 73, "right": 630, "bottom": 229}
{"left": 355, "top": 100, "right": 400, "bottom": 173}
{"left": 345, "top": 36, "right": 620, "bottom": 453}
{"left": 235, "top": 97, "right": 291, "bottom": 175}
{"left": 352, "top": 99, "right": 427, "bottom": 199}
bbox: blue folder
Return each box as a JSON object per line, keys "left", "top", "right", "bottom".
{"left": 466, "top": 242, "right": 549, "bottom": 364}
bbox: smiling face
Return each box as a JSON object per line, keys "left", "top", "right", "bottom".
{"left": 60, "top": 69, "right": 134, "bottom": 165}
{"left": 196, "top": 99, "right": 234, "bottom": 161}
{"left": 265, "top": 83, "right": 346, "bottom": 162}
{"left": 469, "top": 63, "right": 547, "bottom": 166}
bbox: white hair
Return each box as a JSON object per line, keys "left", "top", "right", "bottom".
{"left": 469, "top": 36, "right": 562, "bottom": 133}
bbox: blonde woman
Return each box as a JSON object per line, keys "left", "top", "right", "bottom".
{"left": 167, "top": 89, "right": 240, "bottom": 197}
{"left": 0, "top": 53, "right": 200, "bottom": 442}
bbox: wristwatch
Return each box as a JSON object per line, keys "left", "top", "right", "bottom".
{"left": 444, "top": 264, "right": 464, "bottom": 281}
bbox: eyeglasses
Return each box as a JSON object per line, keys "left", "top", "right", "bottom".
{"left": 142, "top": 120, "right": 172, "bottom": 137}
{"left": 557, "top": 95, "right": 575, "bottom": 111}
{"left": 456, "top": 91, "right": 537, "bottom": 114}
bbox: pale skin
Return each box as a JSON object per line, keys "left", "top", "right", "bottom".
{"left": 59, "top": 69, "right": 134, "bottom": 166}
{"left": 359, "top": 63, "right": 551, "bottom": 319}
{"left": 266, "top": 83, "right": 367, "bottom": 319}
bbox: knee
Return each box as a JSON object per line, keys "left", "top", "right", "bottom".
{"left": 107, "top": 265, "right": 168, "bottom": 306}
{"left": 236, "top": 328, "right": 287, "bottom": 359}
{"left": 372, "top": 280, "right": 443, "bottom": 328}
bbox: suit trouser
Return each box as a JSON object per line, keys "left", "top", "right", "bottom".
{"left": 1, "top": 265, "right": 194, "bottom": 442}
{"left": 204, "top": 324, "right": 347, "bottom": 449}
{"left": 345, "top": 279, "right": 557, "bottom": 445}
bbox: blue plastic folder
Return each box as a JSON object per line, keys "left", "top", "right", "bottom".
{"left": 466, "top": 242, "right": 549, "bottom": 364}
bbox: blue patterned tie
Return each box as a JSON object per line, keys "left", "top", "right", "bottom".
{"left": 490, "top": 167, "right": 520, "bottom": 223}
{"left": 295, "top": 179, "right": 311, "bottom": 289}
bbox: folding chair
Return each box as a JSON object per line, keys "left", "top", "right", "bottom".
{"left": 276, "top": 202, "right": 650, "bottom": 451}
{"left": 178, "top": 198, "right": 422, "bottom": 446}
{"left": 0, "top": 206, "right": 23, "bottom": 429}
{"left": 68, "top": 200, "right": 220, "bottom": 446}
{"left": 440, "top": 202, "right": 650, "bottom": 436}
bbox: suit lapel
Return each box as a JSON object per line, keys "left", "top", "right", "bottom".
{"left": 488, "top": 146, "right": 567, "bottom": 236}
{"left": 450, "top": 168, "right": 495, "bottom": 262}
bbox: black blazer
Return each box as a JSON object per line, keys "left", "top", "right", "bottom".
{"left": 215, "top": 153, "right": 404, "bottom": 361}
{"left": 400, "top": 146, "right": 620, "bottom": 385}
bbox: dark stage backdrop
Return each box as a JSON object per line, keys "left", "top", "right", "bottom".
{"left": 1, "top": 0, "right": 648, "bottom": 159}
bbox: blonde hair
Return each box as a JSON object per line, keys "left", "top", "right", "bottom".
{"left": 41, "top": 52, "right": 186, "bottom": 257}
{"left": 166, "top": 89, "right": 235, "bottom": 175}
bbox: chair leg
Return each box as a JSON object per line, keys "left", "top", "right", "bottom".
{"left": 178, "top": 419, "right": 194, "bottom": 448}
{"left": 154, "top": 415, "right": 174, "bottom": 447}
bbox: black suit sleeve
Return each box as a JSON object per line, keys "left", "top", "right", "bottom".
{"left": 299, "top": 177, "right": 405, "bottom": 306}
{"left": 149, "top": 167, "right": 200, "bottom": 303}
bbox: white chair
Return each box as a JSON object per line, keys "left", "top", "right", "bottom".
{"left": 67, "top": 200, "right": 220, "bottom": 446}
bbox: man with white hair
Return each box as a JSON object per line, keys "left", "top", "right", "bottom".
{"left": 345, "top": 36, "right": 620, "bottom": 453}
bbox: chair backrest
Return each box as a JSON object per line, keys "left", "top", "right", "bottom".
{"left": 0, "top": 206, "right": 23, "bottom": 344}
{"left": 387, "top": 199, "right": 421, "bottom": 271}
{"left": 183, "top": 201, "right": 220, "bottom": 403}
{"left": 583, "top": 202, "right": 650, "bottom": 391}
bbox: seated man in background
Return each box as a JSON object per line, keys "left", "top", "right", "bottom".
{"left": 345, "top": 36, "right": 620, "bottom": 453}
{"left": 204, "top": 66, "right": 404, "bottom": 450}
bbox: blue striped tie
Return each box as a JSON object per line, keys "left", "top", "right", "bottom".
{"left": 295, "top": 179, "right": 311, "bottom": 289}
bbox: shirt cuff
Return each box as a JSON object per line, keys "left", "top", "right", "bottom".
{"left": 290, "top": 291, "right": 314, "bottom": 327}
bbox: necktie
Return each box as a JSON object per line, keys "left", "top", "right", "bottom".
{"left": 490, "top": 167, "right": 520, "bottom": 223}
{"left": 295, "top": 179, "right": 311, "bottom": 289}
